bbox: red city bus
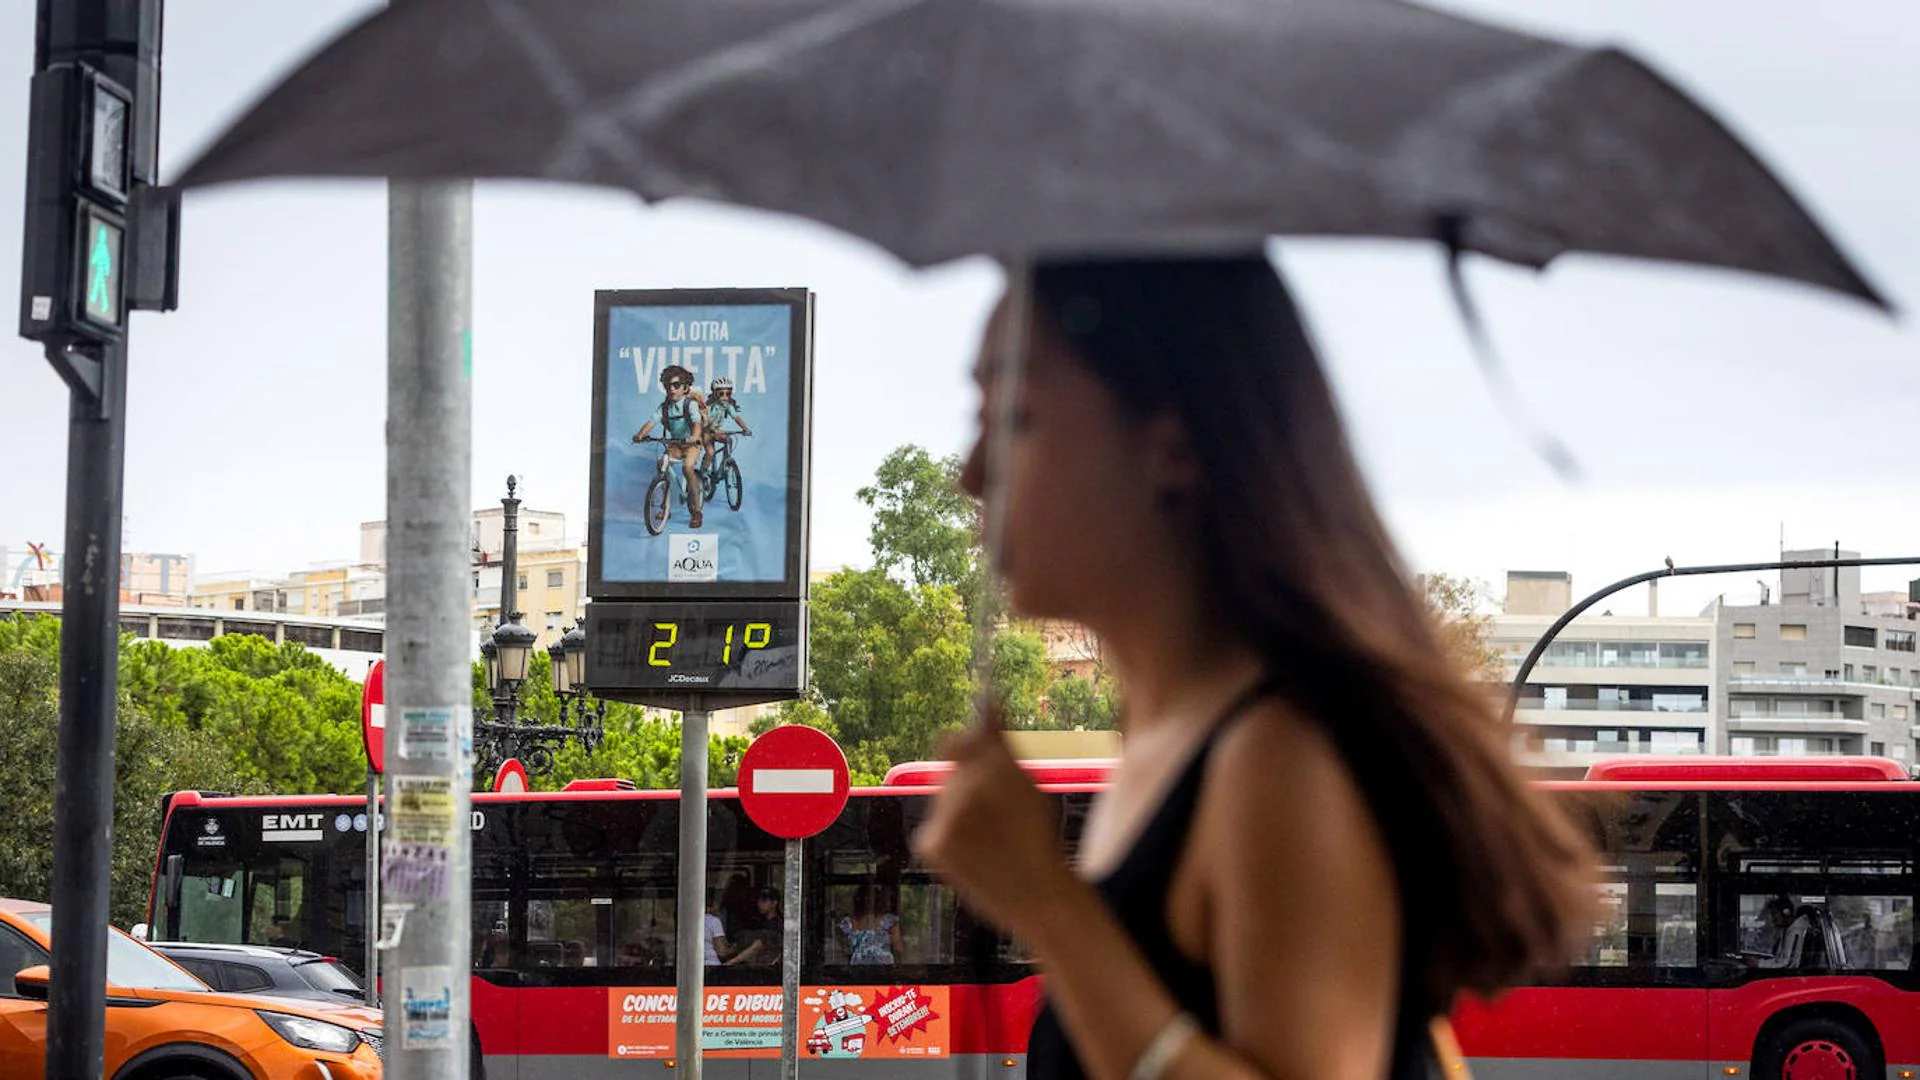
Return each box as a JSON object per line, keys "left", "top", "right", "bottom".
{"left": 147, "top": 757, "right": 1920, "bottom": 1079}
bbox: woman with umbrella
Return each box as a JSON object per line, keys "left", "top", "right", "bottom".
{"left": 913, "top": 255, "right": 1597, "bottom": 1080}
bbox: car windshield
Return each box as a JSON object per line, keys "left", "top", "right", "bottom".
{"left": 25, "top": 914, "right": 205, "bottom": 992}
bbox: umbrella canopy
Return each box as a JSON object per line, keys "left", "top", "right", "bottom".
{"left": 180, "top": 0, "right": 1887, "bottom": 306}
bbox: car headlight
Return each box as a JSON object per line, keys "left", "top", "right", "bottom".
{"left": 256, "top": 1010, "right": 363, "bottom": 1054}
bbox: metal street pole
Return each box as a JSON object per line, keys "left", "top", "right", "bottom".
{"left": 364, "top": 767, "right": 381, "bottom": 1008}
{"left": 677, "top": 706, "right": 710, "bottom": 1078}
{"left": 383, "top": 177, "right": 473, "bottom": 1080}
{"left": 781, "top": 838, "right": 802, "bottom": 1080}
{"left": 46, "top": 339, "right": 126, "bottom": 1080}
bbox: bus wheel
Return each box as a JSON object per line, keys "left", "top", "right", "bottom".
{"left": 1756, "top": 1018, "right": 1875, "bottom": 1080}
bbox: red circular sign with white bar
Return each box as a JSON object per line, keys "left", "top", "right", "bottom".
{"left": 737, "top": 725, "right": 850, "bottom": 840}
{"left": 360, "top": 659, "right": 385, "bottom": 774}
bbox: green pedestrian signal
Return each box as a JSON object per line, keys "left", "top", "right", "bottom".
{"left": 78, "top": 204, "right": 123, "bottom": 329}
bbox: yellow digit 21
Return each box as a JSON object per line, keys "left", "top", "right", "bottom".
{"left": 721, "top": 622, "right": 774, "bottom": 664}
{"left": 648, "top": 622, "right": 679, "bottom": 667}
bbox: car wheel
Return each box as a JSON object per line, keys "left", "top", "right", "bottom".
{"left": 1755, "top": 1017, "right": 1877, "bottom": 1080}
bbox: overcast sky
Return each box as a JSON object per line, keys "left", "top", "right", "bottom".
{"left": 1, "top": 0, "right": 1914, "bottom": 617}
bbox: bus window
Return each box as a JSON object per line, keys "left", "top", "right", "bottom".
{"left": 246, "top": 857, "right": 311, "bottom": 949}
{"left": 179, "top": 868, "right": 243, "bottom": 943}
{"left": 527, "top": 855, "right": 611, "bottom": 970}
{"left": 612, "top": 853, "right": 675, "bottom": 974}
{"left": 1563, "top": 790, "right": 1703, "bottom": 976}
{"left": 1710, "top": 791, "right": 1918, "bottom": 972}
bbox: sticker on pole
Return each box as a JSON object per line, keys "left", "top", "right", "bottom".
{"left": 737, "top": 725, "right": 849, "bottom": 840}
{"left": 360, "top": 659, "right": 385, "bottom": 773}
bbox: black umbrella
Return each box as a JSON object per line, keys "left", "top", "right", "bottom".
{"left": 180, "top": 0, "right": 1887, "bottom": 307}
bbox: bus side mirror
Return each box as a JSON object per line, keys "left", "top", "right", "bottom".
{"left": 14, "top": 965, "right": 50, "bottom": 1002}
{"left": 162, "top": 853, "right": 184, "bottom": 939}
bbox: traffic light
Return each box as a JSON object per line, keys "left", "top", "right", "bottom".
{"left": 18, "top": 0, "right": 176, "bottom": 350}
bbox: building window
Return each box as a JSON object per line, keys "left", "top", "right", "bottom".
{"left": 1543, "top": 687, "right": 1568, "bottom": 711}
{"left": 1779, "top": 662, "right": 1807, "bottom": 677}
{"left": 1651, "top": 693, "right": 1705, "bottom": 713}
{"left": 1732, "top": 661, "right": 1756, "bottom": 676}
{"left": 1887, "top": 630, "right": 1916, "bottom": 653}
{"left": 1897, "top": 705, "right": 1911, "bottom": 722}
{"left": 1871, "top": 703, "right": 1886, "bottom": 720}
{"left": 1844, "top": 664, "right": 1856, "bottom": 681}
{"left": 231, "top": 597, "right": 246, "bottom": 611}
{"left": 1872, "top": 741, "right": 1887, "bottom": 756}
{"left": 529, "top": 522, "right": 541, "bottom": 535}
{"left": 1658, "top": 642, "right": 1709, "bottom": 668}
{"left": 1780, "top": 624, "right": 1808, "bottom": 642}
{"left": 1733, "top": 623, "right": 1756, "bottom": 639}
{"left": 1649, "top": 730, "right": 1701, "bottom": 753}
{"left": 1863, "top": 665, "right": 1879, "bottom": 683}
{"left": 1730, "top": 736, "right": 1758, "bottom": 756}
{"left": 517, "top": 574, "right": 528, "bottom": 591}
{"left": 545, "top": 611, "right": 565, "bottom": 633}
{"left": 1825, "top": 669, "right": 1840, "bottom": 679}
{"left": 1844, "top": 625, "right": 1877, "bottom": 648}
{"left": 547, "top": 570, "right": 564, "bottom": 589}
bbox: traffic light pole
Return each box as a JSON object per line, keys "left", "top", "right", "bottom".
{"left": 45, "top": 338, "right": 127, "bottom": 1080}
{"left": 23, "top": 1, "right": 167, "bottom": 1076}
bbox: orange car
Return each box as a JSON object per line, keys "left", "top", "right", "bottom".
{"left": 0, "top": 898, "right": 383, "bottom": 1078}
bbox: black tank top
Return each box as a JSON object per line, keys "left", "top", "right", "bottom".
{"left": 1025, "top": 683, "right": 1440, "bottom": 1080}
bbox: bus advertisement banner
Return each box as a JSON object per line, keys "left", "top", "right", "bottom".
{"left": 589, "top": 288, "right": 814, "bottom": 601}
{"left": 606, "top": 984, "right": 950, "bottom": 1060}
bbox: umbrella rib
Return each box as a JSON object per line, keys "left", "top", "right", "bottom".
{"left": 584, "top": 0, "right": 933, "bottom": 136}
{"left": 481, "top": 0, "right": 651, "bottom": 180}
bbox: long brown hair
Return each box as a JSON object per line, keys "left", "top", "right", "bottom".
{"left": 1030, "top": 254, "right": 1595, "bottom": 1017}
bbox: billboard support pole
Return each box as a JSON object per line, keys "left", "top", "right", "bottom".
{"left": 384, "top": 177, "right": 473, "bottom": 1080}
{"left": 676, "top": 704, "right": 711, "bottom": 1078}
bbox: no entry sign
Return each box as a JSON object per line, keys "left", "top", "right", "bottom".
{"left": 360, "top": 659, "right": 385, "bottom": 774}
{"left": 737, "top": 724, "right": 849, "bottom": 840}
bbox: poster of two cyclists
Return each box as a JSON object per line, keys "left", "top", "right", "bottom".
{"left": 589, "top": 288, "right": 814, "bottom": 597}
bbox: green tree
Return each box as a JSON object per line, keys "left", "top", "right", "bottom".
{"left": 545, "top": 707, "right": 747, "bottom": 790}
{"left": 1044, "top": 671, "right": 1120, "bottom": 731}
{"left": 857, "top": 446, "right": 985, "bottom": 612}
{"left": 990, "top": 625, "right": 1052, "bottom": 729}
{"left": 0, "top": 616, "right": 270, "bottom": 926}
{"left": 803, "top": 567, "right": 974, "bottom": 766}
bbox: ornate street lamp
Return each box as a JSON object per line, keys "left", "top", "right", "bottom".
{"left": 491, "top": 614, "right": 536, "bottom": 691}
{"left": 472, "top": 477, "right": 608, "bottom": 778}
{"left": 548, "top": 636, "right": 571, "bottom": 696}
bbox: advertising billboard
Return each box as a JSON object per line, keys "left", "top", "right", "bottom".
{"left": 589, "top": 288, "right": 812, "bottom": 600}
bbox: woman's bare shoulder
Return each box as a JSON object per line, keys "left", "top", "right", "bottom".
{"left": 1206, "top": 698, "right": 1360, "bottom": 802}
{"left": 1197, "top": 697, "right": 1389, "bottom": 866}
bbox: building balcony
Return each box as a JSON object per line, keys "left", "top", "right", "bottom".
{"left": 1725, "top": 716, "right": 1871, "bottom": 735}
{"left": 1726, "top": 676, "right": 1916, "bottom": 697}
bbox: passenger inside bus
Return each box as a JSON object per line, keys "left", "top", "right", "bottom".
{"left": 703, "top": 889, "right": 737, "bottom": 965}
{"left": 725, "top": 887, "right": 784, "bottom": 967}
{"left": 836, "top": 889, "right": 904, "bottom": 965}
{"left": 1749, "top": 896, "right": 1817, "bottom": 969}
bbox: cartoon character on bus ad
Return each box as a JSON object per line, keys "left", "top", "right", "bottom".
{"left": 804, "top": 988, "right": 874, "bottom": 1058}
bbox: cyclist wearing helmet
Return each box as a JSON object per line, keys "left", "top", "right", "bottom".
{"left": 702, "top": 376, "right": 753, "bottom": 461}
{"left": 632, "top": 364, "right": 706, "bottom": 528}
